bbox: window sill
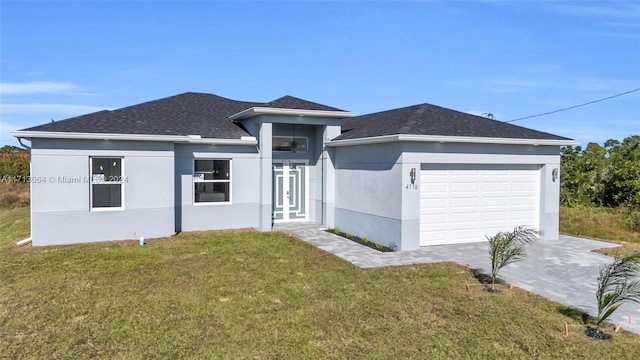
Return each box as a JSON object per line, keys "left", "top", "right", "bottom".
{"left": 193, "top": 202, "right": 232, "bottom": 206}
{"left": 91, "top": 207, "right": 125, "bottom": 212}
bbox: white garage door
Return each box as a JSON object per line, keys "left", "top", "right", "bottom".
{"left": 420, "top": 164, "right": 540, "bottom": 246}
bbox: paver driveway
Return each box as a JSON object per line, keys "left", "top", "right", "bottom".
{"left": 275, "top": 222, "right": 640, "bottom": 335}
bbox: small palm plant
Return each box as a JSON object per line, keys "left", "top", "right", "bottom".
{"left": 487, "top": 226, "right": 539, "bottom": 290}
{"left": 595, "top": 255, "right": 640, "bottom": 327}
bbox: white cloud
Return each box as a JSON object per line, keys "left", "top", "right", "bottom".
{"left": 0, "top": 81, "right": 83, "bottom": 95}
{"left": 0, "top": 120, "right": 25, "bottom": 146}
{"left": 0, "top": 103, "right": 108, "bottom": 115}
{"left": 544, "top": 126, "right": 639, "bottom": 145}
{"left": 591, "top": 31, "right": 640, "bottom": 39}
{"left": 484, "top": 76, "right": 638, "bottom": 94}
{"left": 552, "top": 3, "right": 640, "bottom": 19}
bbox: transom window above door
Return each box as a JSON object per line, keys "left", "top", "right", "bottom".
{"left": 272, "top": 136, "right": 308, "bottom": 153}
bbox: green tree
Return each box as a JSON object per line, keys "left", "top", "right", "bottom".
{"left": 0, "top": 145, "right": 28, "bottom": 154}
{"left": 605, "top": 135, "right": 640, "bottom": 207}
{"left": 0, "top": 151, "right": 30, "bottom": 178}
{"left": 560, "top": 143, "right": 607, "bottom": 207}
{"left": 560, "top": 135, "right": 640, "bottom": 209}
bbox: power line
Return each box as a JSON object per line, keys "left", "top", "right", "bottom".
{"left": 505, "top": 87, "right": 640, "bottom": 123}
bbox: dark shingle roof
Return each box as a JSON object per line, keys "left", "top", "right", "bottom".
{"left": 20, "top": 92, "right": 343, "bottom": 139}
{"left": 264, "top": 95, "right": 344, "bottom": 111}
{"left": 336, "top": 103, "right": 572, "bottom": 141}
{"left": 21, "top": 92, "right": 572, "bottom": 142}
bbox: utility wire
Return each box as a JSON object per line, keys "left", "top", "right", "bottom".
{"left": 505, "top": 87, "right": 640, "bottom": 123}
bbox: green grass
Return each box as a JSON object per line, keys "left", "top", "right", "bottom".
{"left": 0, "top": 182, "right": 30, "bottom": 208}
{"left": 2, "top": 208, "right": 640, "bottom": 359}
{"left": 560, "top": 206, "right": 640, "bottom": 258}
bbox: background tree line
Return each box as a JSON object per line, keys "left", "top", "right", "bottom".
{"left": 0, "top": 145, "right": 29, "bottom": 179}
{"left": 561, "top": 135, "right": 640, "bottom": 209}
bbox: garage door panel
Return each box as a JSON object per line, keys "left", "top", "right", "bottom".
{"left": 450, "top": 229, "right": 479, "bottom": 242}
{"left": 482, "top": 211, "right": 508, "bottom": 221}
{"left": 423, "top": 173, "right": 447, "bottom": 179}
{"left": 481, "top": 226, "right": 510, "bottom": 237}
{"left": 482, "top": 182, "right": 509, "bottom": 192}
{"left": 422, "top": 213, "right": 447, "bottom": 224}
{"left": 512, "top": 195, "right": 537, "bottom": 205}
{"left": 422, "top": 183, "right": 448, "bottom": 193}
{"left": 451, "top": 170, "right": 480, "bottom": 177}
{"left": 511, "top": 209, "right": 537, "bottom": 220}
{"left": 420, "top": 165, "right": 540, "bottom": 246}
{"left": 451, "top": 197, "right": 478, "bottom": 207}
{"left": 483, "top": 197, "right": 509, "bottom": 206}
{"left": 421, "top": 198, "right": 447, "bottom": 208}
{"left": 451, "top": 212, "right": 478, "bottom": 223}
{"left": 512, "top": 183, "right": 536, "bottom": 192}
{"left": 451, "top": 182, "right": 479, "bottom": 192}
{"left": 420, "top": 230, "right": 447, "bottom": 243}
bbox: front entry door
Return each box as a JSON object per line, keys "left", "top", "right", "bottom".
{"left": 273, "top": 160, "right": 308, "bottom": 222}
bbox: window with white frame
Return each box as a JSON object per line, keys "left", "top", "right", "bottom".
{"left": 194, "top": 159, "right": 230, "bottom": 203}
{"left": 90, "top": 157, "right": 124, "bottom": 209}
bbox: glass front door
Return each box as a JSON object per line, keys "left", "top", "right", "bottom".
{"left": 273, "top": 160, "right": 307, "bottom": 222}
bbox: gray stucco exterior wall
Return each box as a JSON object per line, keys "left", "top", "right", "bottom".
{"left": 333, "top": 141, "right": 563, "bottom": 251}
{"left": 174, "top": 143, "right": 261, "bottom": 232}
{"left": 29, "top": 139, "right": 175, "bottom": 245}
{"left": 334, "top": 143, "right": 405, "bottom": 249}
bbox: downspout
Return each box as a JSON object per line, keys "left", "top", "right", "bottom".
{"left": 17, "top": 137, "right": 31, "bottom": 150}
{"left": 17, "top": 237, "right": 32, "bottom": 247}
{"left": 15, "top": 137, "right": 33, "bottom": 246}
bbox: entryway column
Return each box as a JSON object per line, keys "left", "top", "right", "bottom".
{"left": 259, "top": 123, "right": 273, "bottom": 231}
{"left": 539, "top": 163, "right": 561, "bottom": 240}
{"left": 322, "top": 125, "right": 340, "bottom": 228}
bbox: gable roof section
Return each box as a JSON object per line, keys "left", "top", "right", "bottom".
{"left": 16, "top": 92, "right": 346, "bottom": 140}
{"left": 19, "top": 92, "right": 261, "bottom": 139}
{"left": 336, "top": 103, "right": 574, "bottom": 142}
{"left": 228, "top": 95, "right": 354, "bottom": 121}
{"left": 264, "top": 95, "right": 343, "bottom": 111}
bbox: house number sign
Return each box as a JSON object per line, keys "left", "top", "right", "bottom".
{"left": 405, "top": 167, "right": 418, "bottom": 190}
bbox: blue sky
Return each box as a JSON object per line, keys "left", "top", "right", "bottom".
{"left": 1, "top": 0, "right": 639, "bottom": 147}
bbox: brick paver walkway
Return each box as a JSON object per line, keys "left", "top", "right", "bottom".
{"left": 274, "top": 222, "right": 640, "bottom": 334}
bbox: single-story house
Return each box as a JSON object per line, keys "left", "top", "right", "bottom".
{"left": 12, "top": 92, "right": 579, "bottom": 250}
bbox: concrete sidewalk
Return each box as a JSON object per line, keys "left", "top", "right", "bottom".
{"left": 274, "top": 222, "right": 640, "bottom": 335}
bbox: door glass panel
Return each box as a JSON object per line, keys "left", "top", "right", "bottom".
{"left": 273, "top": 162, "right": 307, "bottom": 221}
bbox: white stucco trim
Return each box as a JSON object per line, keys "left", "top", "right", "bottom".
{"left": 228, "top": 107, "right": 356, "bottom": 121}
{"left": 11, "top": 131, "right": 258, "bottom": 145}
{"left": 327, "top": 134, "right": 580, "bottom": 147}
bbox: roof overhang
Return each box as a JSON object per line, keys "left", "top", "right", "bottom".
{"left": 11, "top": 131, "right": 258, "bottom": 146}
{"left": 327, "top": 134, "right": 581, "bottom": 147}
{"left": 229, "top": 107, "right": 356, "bottom": 121}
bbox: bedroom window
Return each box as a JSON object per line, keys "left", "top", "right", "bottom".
{"left": 90, "top": 157, "right": 124, "bottom": 209}
{"left": 194, "top": 159, "right": 231, "bottom": 203}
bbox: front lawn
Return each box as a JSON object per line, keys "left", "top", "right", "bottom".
{"left": 2, "top": 207, "right": 639, "bottom": 358}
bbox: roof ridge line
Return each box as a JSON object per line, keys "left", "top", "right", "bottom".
{"left": 398, "top": 104, "right": 428, "bottom": 133}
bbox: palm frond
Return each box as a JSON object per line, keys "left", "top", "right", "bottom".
{"left": 595, "top": 255, "right": 640, "bottom": 326}
{"left": 487, "top": 226, "right": 539, "bottom": 288}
